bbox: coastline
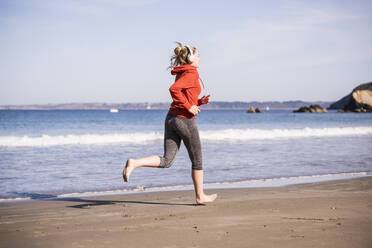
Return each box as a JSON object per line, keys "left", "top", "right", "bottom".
{"left": 1, "top": 176, "right": 371, "bottom": 248}
{"left": 1, "top": 171, "right": 371, "bottom": 202}
{"left": 0, "top": 100, "right": 333, "bottom": 111}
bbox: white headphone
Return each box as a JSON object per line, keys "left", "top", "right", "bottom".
{"left": 185, "top": 45, "right": 195, "bottom": 63}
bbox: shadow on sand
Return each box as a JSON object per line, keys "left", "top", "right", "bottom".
{"left": 8, "top": 192, "right": 202, "bottom": 208}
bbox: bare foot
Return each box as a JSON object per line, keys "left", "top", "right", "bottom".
{"left": 123, "top": 159, "right": 135, "bottom": 182}
{"left": 196, "top": 193, "right": 217, "bottom": 205}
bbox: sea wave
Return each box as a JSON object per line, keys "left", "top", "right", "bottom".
{"left": 0, "top": 126, "right": 371, "bottom": 147}
{"left": 0, "top": 132, "right": 162, "bottom": 147}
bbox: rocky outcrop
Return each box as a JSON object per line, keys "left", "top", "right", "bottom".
{"left": 329, "top": 82, "right": 372, "bottom": 112}
{"left": 293, "top": 105, "right": 328, "bottom": 113}
{"left": 247, "top": 107, "right": 255, "bottom": 113}
{"left": 247, "top": 107, "right": 261, "bottom": 113}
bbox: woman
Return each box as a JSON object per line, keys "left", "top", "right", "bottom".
{"left": 123, "top": 42, "right": 217, "bottom": 205}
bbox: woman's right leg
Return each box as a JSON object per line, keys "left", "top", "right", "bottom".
{"left": 172, "top": 117, "right": 217, "bottom": 204}
{"left": 192, "top": 169, "right": 217, "bottom": 204}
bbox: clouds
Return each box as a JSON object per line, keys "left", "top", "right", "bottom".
{"left": 196, "top": 1, "right": 372, "bottom": 101}
{"left": 0, "top": 0, "right": 371, "bottom": 104}
{"left": 205, "top": 1, "right": 372, "bottom": 68}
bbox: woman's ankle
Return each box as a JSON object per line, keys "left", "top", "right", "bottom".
{"left": 128, "top": 158, "right": 137, "bottom": 168}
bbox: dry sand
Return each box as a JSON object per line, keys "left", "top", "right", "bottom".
{"left": 1, "top": 176, "right": 372, "bottom": 248}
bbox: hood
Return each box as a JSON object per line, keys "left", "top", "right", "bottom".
{"left": 171, "top": 64, "right": 197, "bottom": 75}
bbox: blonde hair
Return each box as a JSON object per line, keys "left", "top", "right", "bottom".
{"left": 168, "top": 41, "right": 196, "bottom": 69}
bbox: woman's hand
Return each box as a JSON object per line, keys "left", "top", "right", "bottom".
{"left": 188, "top": 105, "right": 201, "bottom": 116}
{"left": 199, "top": 95, "right": 210, "bottom": 105}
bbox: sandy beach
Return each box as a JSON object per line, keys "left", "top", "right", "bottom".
{"left": 1, "top": 176, "right": 372, "bottom": 248}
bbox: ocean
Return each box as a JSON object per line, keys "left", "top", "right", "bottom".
{"left": 0, "top": 109, "right": 371, "bottom": 201}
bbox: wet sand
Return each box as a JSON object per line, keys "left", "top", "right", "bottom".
{"left": 1, "top": 176, "right": 372, "bottom": 248}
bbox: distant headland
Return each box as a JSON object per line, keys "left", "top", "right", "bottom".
{"left": 0, "top": 101, "right": 332, "bottom": 110}
{"left": 3, "top": 82, "right": 370, "bottom": 112}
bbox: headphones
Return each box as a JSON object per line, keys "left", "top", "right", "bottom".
{"left": 185, "top": 45, "right": 195, "bottom": 63}
{"left": 185, "top": 45, "right": 206, "bottom": 89}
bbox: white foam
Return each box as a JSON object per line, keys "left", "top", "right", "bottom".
{"left": 200, "top": 126, "right": 372, "bottom": 141}
{"left": 1, "top": 126, "right": 371, "bottom": 147}
{"left": 0, "top": 132, "right": 163, "bottom": 147}
{"left": 205, "top": 171, "right": 372, "bottom": 189}
{"left": 0, "top": 197, "right": 31, "bottom": 202}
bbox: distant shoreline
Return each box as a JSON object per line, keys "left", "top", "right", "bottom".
{"left": 0, "top": 100, "right": 333, "bottom": 110}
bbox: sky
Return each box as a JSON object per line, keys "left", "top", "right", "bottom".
{"left": 1, "top": 0, "right": 372, "bottom": 105}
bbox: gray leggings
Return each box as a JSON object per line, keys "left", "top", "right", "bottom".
{"left": 158, "top": 114, "right": 203, "bottom": 170}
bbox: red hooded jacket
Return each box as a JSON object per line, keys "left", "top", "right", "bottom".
{"left": 168, "top": 64, "right": 203, "bottom": 119}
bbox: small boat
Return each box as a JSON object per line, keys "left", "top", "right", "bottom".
{"left": 265, "top": 106, "right": 270, "bottom": 111}
{"left": 110, "top": 108, "right": 119, "bottom": 113}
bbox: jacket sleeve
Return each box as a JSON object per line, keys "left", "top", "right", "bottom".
{"left": 169, "top": 72, "right": 198, "bottom": 110}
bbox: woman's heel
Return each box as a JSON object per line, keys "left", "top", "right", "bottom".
{"left": 123, "top": 160, "right": 129, "bottom": 182}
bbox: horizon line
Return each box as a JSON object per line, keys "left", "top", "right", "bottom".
{"left": 0, "top": 99, "right": 335, "bottom": 107}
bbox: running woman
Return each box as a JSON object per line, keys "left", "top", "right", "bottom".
{"left": 123, "top": 42, "right": 217, "bottom": 205}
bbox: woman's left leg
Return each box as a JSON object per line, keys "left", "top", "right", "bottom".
{"left": 123, "top": 156, "right": 161, "bottom": 182}
{"left": 123, "top": 114, "right": 181, "bottom": 182}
